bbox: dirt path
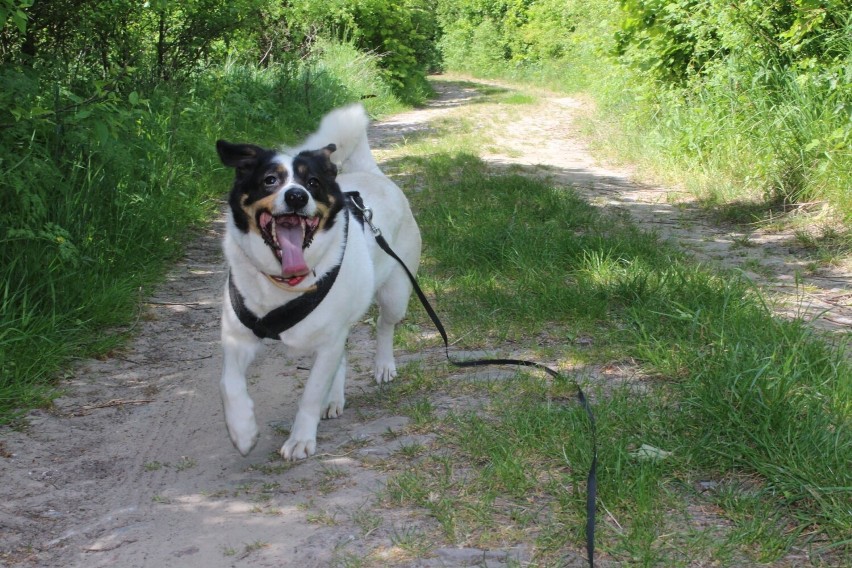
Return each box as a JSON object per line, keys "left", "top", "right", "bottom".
{"left": 430, "top": 78, "right": 852, "bottom": 335}
{"left": 1, "top": 78, "right": 848, "bottom": 568}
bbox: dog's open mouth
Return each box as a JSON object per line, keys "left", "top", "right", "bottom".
{"left": 258, "top": 211, "right": 320, "bottom": 286}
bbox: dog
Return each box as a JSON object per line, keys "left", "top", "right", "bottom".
{"left": 216, "top": 104, "right": 421, "bottom": 460}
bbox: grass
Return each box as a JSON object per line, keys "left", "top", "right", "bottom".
{"left": 590, "top": 62, "right": 852, "bottom": 226}
{"left": 369, "top": 89, "right": 851, "bottom": 564}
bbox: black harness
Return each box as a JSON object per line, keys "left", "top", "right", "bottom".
{"left": 228, "top": 194, "right": 361, "bottom": 340}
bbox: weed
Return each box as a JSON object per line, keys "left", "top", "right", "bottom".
{"left": 390, "top": 525, "right": 432, "bottom": 557}
{"left": 404, "top": 398, "right": 435, "bottom": 427}
{"left": 247, "top": 460, "right": 295, "bottom": 475}
{"left": 317, "top": 465, "right": 350, "bottom": 495}
{"left": 331, "top": 553, "right": 368, "bottom": 568}
{"left": 175, "top": 457, "right": 196, "bottom": 472}
{"left": 351, "top": 507, "right": 382, "bottom": 536}
{"left": 397, "top": 442, "right": 426, "bottom": 459}
{"left": 740, "top": 259, "right": 775, "bottom": 279}
{"left": 731, "top": 235, "right": 756, "bottom": 249}
{"left": 306, "top": 510, "right": 339, "bottom": 526}
{"left": 242, "top": 541, "right": 269, "bottom": 555}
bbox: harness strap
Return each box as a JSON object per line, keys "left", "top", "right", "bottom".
{"left": 228, "top": 207, "right": 349, "bottom": 340}
{"left": 349, "top": 191, "right": 598, "bottom": 568}
{"left": 346, "top": 192, "right": 368, "bottom": 227}
{"left": 228, "top": 264, "right": 342, "bottom": 339}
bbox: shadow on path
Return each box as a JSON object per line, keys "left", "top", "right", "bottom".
{"left": 369, "top": 77, "right": 852, "bottom": 336}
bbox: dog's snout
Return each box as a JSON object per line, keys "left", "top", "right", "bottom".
{"left": 284, "top": 188, "right": 309, "bottom": 210}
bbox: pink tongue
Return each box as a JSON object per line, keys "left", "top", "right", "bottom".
{"left": 275, "top": 223, "right": 309, "bottom": 277}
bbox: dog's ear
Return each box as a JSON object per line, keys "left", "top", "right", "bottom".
{"left": 321, "top": 144, "right": 337, "bottom": 175}
{"left": 216, "top": 140, "right": 264, "bottom": 174}
{"left": 298, "top": 145, "right": 338, "bottom": 177}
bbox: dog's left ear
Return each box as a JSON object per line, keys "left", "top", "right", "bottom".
{"left": 315, "top": 144, "right": 338, "bottom": 176}
{"left": 216, "top": 140, "right": 264, "bottom": 174}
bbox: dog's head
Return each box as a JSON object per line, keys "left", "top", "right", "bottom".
{"left": 217, "top": 140, "right": 344, "bottom": 287}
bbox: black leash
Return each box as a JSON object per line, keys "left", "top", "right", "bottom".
{"left": 348, "top": 192, "right": 598, "bottom": 567}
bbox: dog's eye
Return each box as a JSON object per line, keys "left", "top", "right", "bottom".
{"left": 264, "top": 175, "right": 278, "bottom": 186}
{"left": 308, "top": 178, "right": 320, "bottom": 188}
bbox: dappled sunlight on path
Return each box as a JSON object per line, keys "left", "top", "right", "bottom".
{"left": 374, "top": 75, "right": 852, "bottom": 337}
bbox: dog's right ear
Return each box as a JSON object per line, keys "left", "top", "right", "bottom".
{"left": 216, "top": 140, "right": 263, "bottom": 174}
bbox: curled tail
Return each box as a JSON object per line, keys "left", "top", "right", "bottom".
{"left": 291, "top": 103, "right": 381, "bottom": 175}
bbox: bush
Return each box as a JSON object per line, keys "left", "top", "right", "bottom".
{"left": 439, "top": 19, "right": 506, "bottom": 76}
{"left": 284, "top": 0, "right": 440, "bottom": 104}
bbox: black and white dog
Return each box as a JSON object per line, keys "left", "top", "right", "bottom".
{"left": 216, "top": 104, "right": 421, "bottom": 460}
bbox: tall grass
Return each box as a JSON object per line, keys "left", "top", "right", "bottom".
{"left": 595, "top": 56, "right": 852, "bottom": 218}
{"left": 0, "top": 39, "right": 401, "bottom": 421}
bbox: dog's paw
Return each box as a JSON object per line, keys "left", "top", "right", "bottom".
{"left": 224, "top": 399, "right": 259, "bottom": 456}
{"left": 322, "top": 399, "right": 344, "bottom": 419}
{"left": 374, "top": 361, "right": 397, "bottom": 384}
{"left": 227, "top": 417, "right": 259, "bottom": 456}
{"left": 280, "top": 436, "right": 317, "bottom": 461}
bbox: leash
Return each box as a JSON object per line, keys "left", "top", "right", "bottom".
{"left": 348, "top": 192, "right": 598, "bottom": 567}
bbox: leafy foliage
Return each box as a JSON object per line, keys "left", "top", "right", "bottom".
{"left": 616, "top": 0, "right": 850, "bottom": 83}
{"left": 1, "top": 0, "right": 276, "bottom": 82}
{"left": 436, "top": 0, "right": 852, "bottom": 216}
{"left": 612, "top": 0, "right": 852, "bottom": 207}
{"left": 436, "top": 0, "right": 604, "bottom": 71}
{"left": 285, "top": 0, "right": 440, "bottom": 103}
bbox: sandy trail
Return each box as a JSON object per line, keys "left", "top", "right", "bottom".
{"left": 1, "top": 78, "right": 848, "bottom": 568}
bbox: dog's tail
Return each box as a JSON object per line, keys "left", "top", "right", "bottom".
{"left": 292, "top": 103, "right": 381, "bottom": 175}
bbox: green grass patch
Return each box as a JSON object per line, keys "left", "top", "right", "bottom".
{"left": 382, "top": 149, "right": 851, "bottom": 564}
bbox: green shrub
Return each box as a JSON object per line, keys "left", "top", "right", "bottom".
{"left": 439, "top": 19, "right": 507, "bottom": 76}
{"left": 284, "top": 0, "right": 440, "bottom": 104}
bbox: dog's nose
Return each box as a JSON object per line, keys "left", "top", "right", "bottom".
{"left": 284, "top": 188, "right": 309, "bottom": 210}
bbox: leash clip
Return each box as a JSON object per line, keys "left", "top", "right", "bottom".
{"left": 350, "top": 195, "right": 382, "bottom": 237}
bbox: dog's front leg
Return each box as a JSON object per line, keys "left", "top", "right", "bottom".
{"left": 323, "top": 353, "right": 346, "bottom": 419}
{"left": 281, "top": 337, "right": 346, "bottom": 460}
{"left": 220, "top": 327, "right": 263, "bottom": 456}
